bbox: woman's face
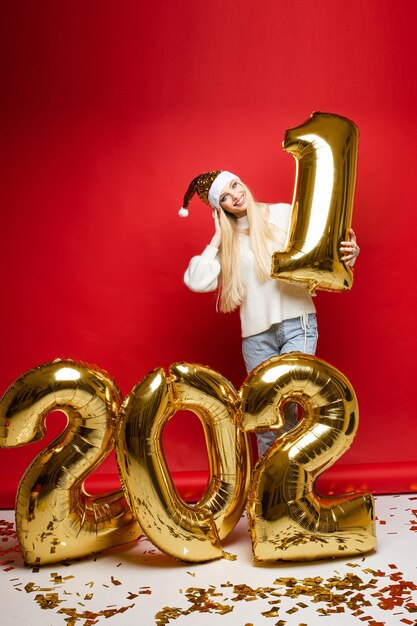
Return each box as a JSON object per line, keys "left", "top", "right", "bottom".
{"left": 219, "top": 179, "right": 247, "bottom": 217}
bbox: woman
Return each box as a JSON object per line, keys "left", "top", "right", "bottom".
{"left": 180, "top": 170, "right": 359, "bottom": 456}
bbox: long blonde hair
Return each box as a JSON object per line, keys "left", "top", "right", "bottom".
{"left": 217, "top": 185, "right": 277, "bottom": 313}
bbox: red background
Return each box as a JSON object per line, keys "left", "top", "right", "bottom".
{"left": 1, "top": 0, "right": 417, "bottom": 505}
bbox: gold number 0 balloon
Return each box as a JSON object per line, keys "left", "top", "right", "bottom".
{"left": 238, "top": 353, "right": 376, "bottom": 561}
{"left": 0, "top": 359, "right": 141, "bottom": 565}
{"left": 271, "top": 112, "right": 358, "bottom": 293}
{"left": 114, "top": 363, "right": 251, "bottom": 562}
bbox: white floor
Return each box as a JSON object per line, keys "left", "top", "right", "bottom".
{"left": 1, "top": 495, "right": 417, "bottom": 626}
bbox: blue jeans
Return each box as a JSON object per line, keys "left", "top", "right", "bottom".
{"left": 242, "top": 314, "right": 318, "bottom": 456}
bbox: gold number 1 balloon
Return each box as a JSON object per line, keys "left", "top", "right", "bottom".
{"left": 238, "top": 353, "right": 376, "bottom": 562}
{"left": 0, "top": 360, "right": 141, "bottom": 565}
{"left": 271, "top": 112, "right": 358, "bottom": 293}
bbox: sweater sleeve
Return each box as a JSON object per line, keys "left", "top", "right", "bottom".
{"left": 184, "top": 245, "right": 221, "bottom": 293}
{"left": 269, "top": 203, "right": 292, "bottom": 232}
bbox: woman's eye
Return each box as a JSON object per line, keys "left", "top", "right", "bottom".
{"left": 232, "top": 182, "right": 237, "bottom": 188}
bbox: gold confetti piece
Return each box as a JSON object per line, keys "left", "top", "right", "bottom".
{"left": 317, "top": 608, "right": 329, "bottom": 615}
{"left": 51, "top": 575, "right": 62, "bottom": 584}
{"left": 34, "top": 592, "right": 62, "bottom": 610}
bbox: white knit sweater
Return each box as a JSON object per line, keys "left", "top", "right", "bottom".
{"left": 184, "top": 203, "right": 316, "bottom": 338}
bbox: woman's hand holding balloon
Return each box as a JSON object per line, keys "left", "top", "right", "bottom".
{"left": 340, "top": 228, "right": 360, "bottom": 267}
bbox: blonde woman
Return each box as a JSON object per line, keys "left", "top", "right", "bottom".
{"left": 180, "top": 171, "right": 359, "bottom": 456}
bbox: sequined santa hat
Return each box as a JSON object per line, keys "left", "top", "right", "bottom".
{"left": 178, "top": 170, "right": 241, "bottom": 217}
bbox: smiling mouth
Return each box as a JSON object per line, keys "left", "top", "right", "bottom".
{"left": 234, "top": 194, "right": 245, "bottom": 207}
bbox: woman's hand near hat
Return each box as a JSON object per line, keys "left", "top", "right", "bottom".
{"left": 210, "top": 210, "right": 222, "bottom": 248}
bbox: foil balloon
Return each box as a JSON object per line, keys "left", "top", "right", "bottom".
{"left": 238, "top": 353, "right": 376, "bottom": 562}
{"left": 170, "top": 362, "right": 251, "bottom": 540}
{"left": 114, "top": 363, "right": 251, "bottom": 562}
{"left": 0, "top": 359, "right": 141, "bottom": 565}
{"left": 271, "top": 112, "right": 358, "bottom": 293}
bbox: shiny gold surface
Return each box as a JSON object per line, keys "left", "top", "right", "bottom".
{"left": 0, "top": 359, "right": 141, "bottom": 565}
{"left": 170, "top": 363, "right": 251, "bottom": 540}
{"left": 271, "top": 112, "right": 358, "bottom": 293}
{"left": 1, "top": 356, "right": 375, "bottom": 565}
{"left": 238, "top": 353, "right": 376, "bottom": 561}
{"left": 115, "top": 363, "right": 251, "bottom": 562}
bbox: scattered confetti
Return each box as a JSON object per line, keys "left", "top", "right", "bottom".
{"left": 155, "top": 587, "right": 233, "bottom": 626}
{"left": 2, "top": 495, "right": 417, "bottom": 625}
{"left": 151, "top": 568, "right": 417, "bottom": 624}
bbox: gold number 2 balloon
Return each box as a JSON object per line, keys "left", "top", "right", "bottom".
{"left": 238, "top": 353, "right": 376, "bottom": 562}
{"left": 114, "top": 363, "right": 251, "bottom": 562}
{"left": 271, "top": 112, "right": 358, "bottom": 293}
{"left": 0, "top": 359, "right": 141, "bottom": 565}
